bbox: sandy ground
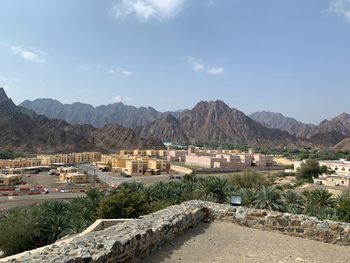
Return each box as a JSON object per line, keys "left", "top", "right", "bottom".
{"left": 146, "top": 222, "right": 350, "bottom": 263}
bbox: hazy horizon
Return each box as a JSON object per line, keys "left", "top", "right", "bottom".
{"left": 1, "top": 0, "right": 350, "bottom": 124}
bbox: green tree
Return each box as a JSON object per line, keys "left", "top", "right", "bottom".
{"left": 255, "top": 186, "right": 283, "bottom": 211}
{"left": 304, "top": 189, "right": 335, "bottom": 209}
{"left": 39, "top": 201, "right": 69, "bottom": 244}
{"left": 296, "top": 160, "right": 323, "bottom": 182}
{"left": 229, "top": 171, "right": 270, "bottom": 189}
{"left": 196, "top": 177, "right": 229, "bottom": 203}
{"left": 97, "top": 190, "right": 149, "bottom": 219}
{"left": 336, "top": 191, "right": 350, "bottom": 222}
{"left": 239, "top": 188, "right": 258, "bottom": 207}
{"left": 281, "top": 190, "right": 304, "bottom": 213}
{"left": 0, "top": 209, "right": 40, "bottom": 256}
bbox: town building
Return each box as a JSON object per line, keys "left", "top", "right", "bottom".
{"left": 179, "top": 147, "right": 273, "bottom": 169}
{"left": 38, "top": 152, "right": 101, "bottom": 166}
{"left": 100, "top": 154, "right": 171, "bottom": 176}
{"left": 0, "top": 174, "right": 23, "bottom": 186}
{"left": 0, "top": 158, "right": 42, "bottom": 169}
{"left": 58, "top": 166, "right": 87, "bottom": 183}
{"left": 314, "top": 174, "right": 350, "bottom": 188}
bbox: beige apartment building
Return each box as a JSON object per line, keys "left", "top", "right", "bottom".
{"left": 38, "top": 152, "right": 101, "bottom": 166}
{"left": 0, "top": 158, "right": 42, "bottom": 169}
{"left": 118, "top": 149, "right": 167, "bottom": 158}
{"left": 181, "top": 147, "right": 273, "bottom": 169}
{"left": 58, "top": 166, "right": 87, "bottom": 183}
{"left": 100, "top": 154, "right": 171, "bottom": 176}
{"left": 0, "top": 174, "right": 23, "bottom": 186}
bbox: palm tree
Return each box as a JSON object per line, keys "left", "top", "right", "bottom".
{"left": 196, "top": 177, "right": 229, "bottom": 203}
{"left": 307, "top": 189, "right": 335, "bottom": 209}
{"left": 282, "top": 190, "right": 305, "bottom": 213}
{"left": 255, "top": 186, "right": 283, "bottom": 211}
{"left": 39, "top": 201, "right": 69, "bottom": 244}
{"left": 86, "top": 188, "right": 103, "bottom": 211}
{"left": 239, "top": 188, "right": 258, "bottom": 207}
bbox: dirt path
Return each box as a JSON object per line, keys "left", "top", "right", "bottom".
{"left": 146, "top": 222, "right": 350, "bottom": 263}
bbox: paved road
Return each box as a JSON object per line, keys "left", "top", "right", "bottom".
{"left": 76, "top": 164, "right": 132, "bottom": 187}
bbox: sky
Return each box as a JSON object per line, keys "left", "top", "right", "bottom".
{"left": 1, "top": 0, "right": 350, "bottom": 124}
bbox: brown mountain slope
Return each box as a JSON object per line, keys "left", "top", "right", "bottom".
{"left": 180, "top": 101, "right": 301, "bottom": 147}
{"left": 0, "top": 88, "right": 164, "bottom": 153}
{"left": 136, "top": 115, "right": 188, "bottom": 143}
{"left": 249, "top": 111, "right": 316, "bottom": 138}
{"left": 333, "top": 138, "right": 350, "bottom": 151}
{"left": 311, "top": 113, "right": 350, "bottom": 137}
{"left": 137, "top": 100, "right": 302, "bottom": 148}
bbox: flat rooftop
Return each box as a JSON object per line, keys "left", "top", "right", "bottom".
{"left": 146, "top": 221, "right": 350, "bottom": 263}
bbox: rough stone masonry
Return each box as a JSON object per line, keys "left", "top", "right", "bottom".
{"left": 1, "top": 200, "right": 350, "bottom": 263}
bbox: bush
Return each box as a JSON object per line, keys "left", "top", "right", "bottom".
{"left": 0, "top": 209, "right": 40, "bottom": 256}
{"left": 228, "top": 171, "right": 270, "bottom": 189}
{"left": 296, "top": 160, "right": 322, "bottom": 182}
{"left": 97, "top": 190, "right": 149, "bottom": 219}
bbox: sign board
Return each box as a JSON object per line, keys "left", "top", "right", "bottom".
{"left": 230, "top": 195, "right": 242, "bottom": 206}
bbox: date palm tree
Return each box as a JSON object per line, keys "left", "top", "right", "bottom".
{"left": 239, "top": 188, "right": 258, "bottom": 207}
{"left": 306, "top": 189, "right": 335, "bottom": 209}
{"left": 196, "top": 177, "right": 229, "bottom": 203}
{"left": 255, "top": 186, "right": 283, "bottom": 211}
{"left": 282, "top": 190, "right": 305, "bottom": 214}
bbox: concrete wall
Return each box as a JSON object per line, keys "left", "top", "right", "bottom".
{"left": 170, "top": 164, "right": 193, "bottom": 174}
{"left": 2, "top": 201, "right": 350, "bottom": 262}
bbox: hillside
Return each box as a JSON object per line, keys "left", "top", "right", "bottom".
{"left": 311, "top": 113, "right": 350, "bottom": 137}
{"left": 333, "top": 137, "right": 350, "bottom": 151}
{"left": 249, "top": 111, "right": 316, "bottom": 138}
{"left": 20, "top": 99, "right": 164, "bottom": 129}
{"left": 0, "top": 88, "right": 163, "bottom": 153}
{"left": 138, "top": 100, "right": 302, "bottom": 147}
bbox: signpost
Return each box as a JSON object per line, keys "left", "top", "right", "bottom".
{"left": 230, "top": 195, "right": 242, "bottom": 206}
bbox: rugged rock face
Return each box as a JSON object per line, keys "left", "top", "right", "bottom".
{"left": 20, "top": 96, "right": 350, "bottom": 149}
{"left": 311, "top": 113, "right": 350, "bottom": 137}
{"left": 138, "top": 100, "right": 301, "bottom": 147}
{"left": 249, "top": 111, "right": 316, "bottom": 138}
{"left": 136, "top": 115, "right": 188, "bottom": 143}
{"left": 20, "top": 99, "right": 164, "bottom": 129}
{"left": 0, "top": 88, "right": 164, "bottom": 153}
{"left": 333, "top": 138, "right": 350, "bottom": 151}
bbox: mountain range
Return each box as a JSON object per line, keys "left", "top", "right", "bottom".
{"left": 0, "top": 88, "right": 163, "bottom": 153}
{"left": 2, "top": 90, "right": 349, "bottom": 152}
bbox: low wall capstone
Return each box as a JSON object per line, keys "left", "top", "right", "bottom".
{"left": 1, "top": 200, "right": 350, "bottom": 263}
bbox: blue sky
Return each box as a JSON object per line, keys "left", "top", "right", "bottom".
{"left": 1, "top": 0, "right": 350, "bottom": 124}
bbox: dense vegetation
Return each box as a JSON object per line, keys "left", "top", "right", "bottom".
{"left": 0, "top": 151, "right": 24, "bottom": 159}
{"left": 1, "top": 169, "right": 350, "bottom": 257}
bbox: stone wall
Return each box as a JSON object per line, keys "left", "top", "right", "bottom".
{"left": 1, "top": 201, "right": 350, "bottom": 262}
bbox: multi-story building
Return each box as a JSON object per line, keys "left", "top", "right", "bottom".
{"left": 319, "top": 159, "right": 350, "bottom": 176}
{"left": 148, "top": 159, "right": 171, "bottom": 173}
{"left": 0, "top": 158, "right": 42, "bottom": 169}
{"left": 182, "top": 148, "right": 273, "bottom": 169}
{"left": 38, "top": 152, "right": 101, "bottom": 166}
{"left": 100, "top": 154, "right": 171, "bottom": 176}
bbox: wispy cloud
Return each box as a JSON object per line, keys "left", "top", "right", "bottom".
{"left": 329, "top": 0, "right": 350, "bottom": 22}
{"left": 207, "top": 67, "right": 224, "bottom": 75}
{"left": 0, "top": 42, "right": 47, "bottom": 64}
{"left": 121, "top": 70, "right": 132, "bottom": 77}
{"left": 112, "top": 0, "right": 185, "bottom": 21}
{"left": 187, "top": 57, "right": 224, "bottom": 76}
{"left": 113, "top": 95, "right": 132, "bottom": 103}
{"left": 108, "top": 69, "right": 133, "bottom": 77}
